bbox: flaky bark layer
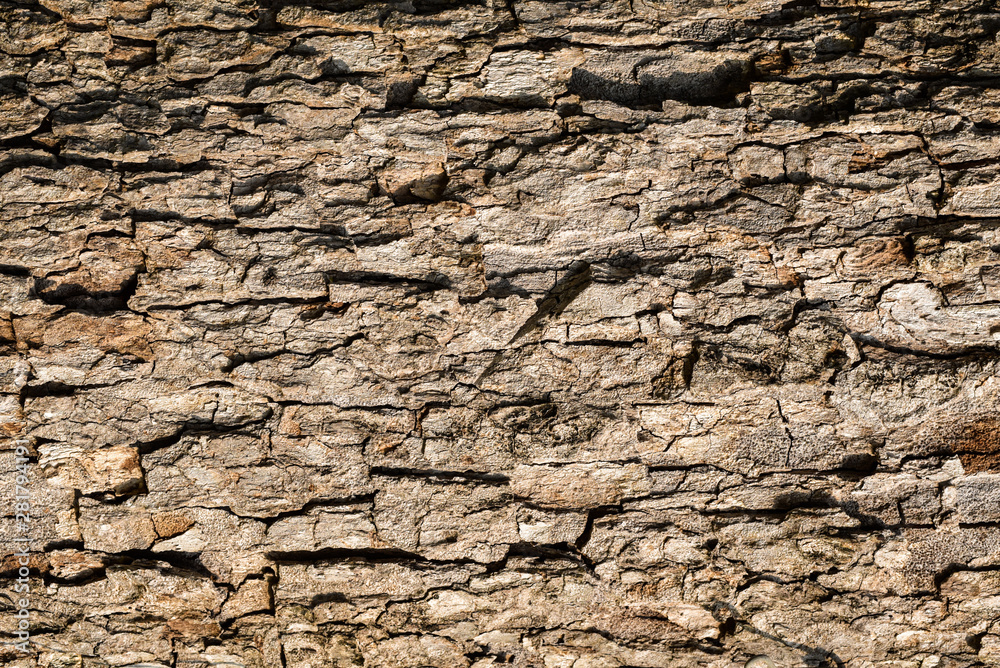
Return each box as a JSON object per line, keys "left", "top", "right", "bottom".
{"left": 3, "top": 0, "right": 1000, "bottom": 666}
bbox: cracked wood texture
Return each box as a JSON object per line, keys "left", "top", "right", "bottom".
{"left": 4, "top": 0, "right": 1000, "bottom": 666}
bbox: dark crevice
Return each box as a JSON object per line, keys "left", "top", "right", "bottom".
{"left": 370, "top": 466, "right": 510, "bottom": 484}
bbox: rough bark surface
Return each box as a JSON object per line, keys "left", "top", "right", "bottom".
{"left": 2, "top": 0, "right": 1000, "bottom": 666}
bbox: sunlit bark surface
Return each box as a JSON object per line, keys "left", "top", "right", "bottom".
{"left": 3, "top": 0, "right": 1000, "bottom": 666}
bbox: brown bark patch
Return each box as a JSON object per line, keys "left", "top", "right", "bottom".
{"left": 951, "top": 418, "right": 1000, "bottom": 473}
{"left": 163, "top": 617, "right": 222, "bottom": 639}
{"left": 152, "top": 512, "right": 195, "bottom": 539}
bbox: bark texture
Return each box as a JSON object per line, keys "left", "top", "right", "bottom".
{"left": 2, "top": 0, "right": 1000, "bottom": 666}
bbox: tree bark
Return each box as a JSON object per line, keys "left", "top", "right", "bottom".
{"left": 1, "top": 0, "right": 999, "bottom": 666}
